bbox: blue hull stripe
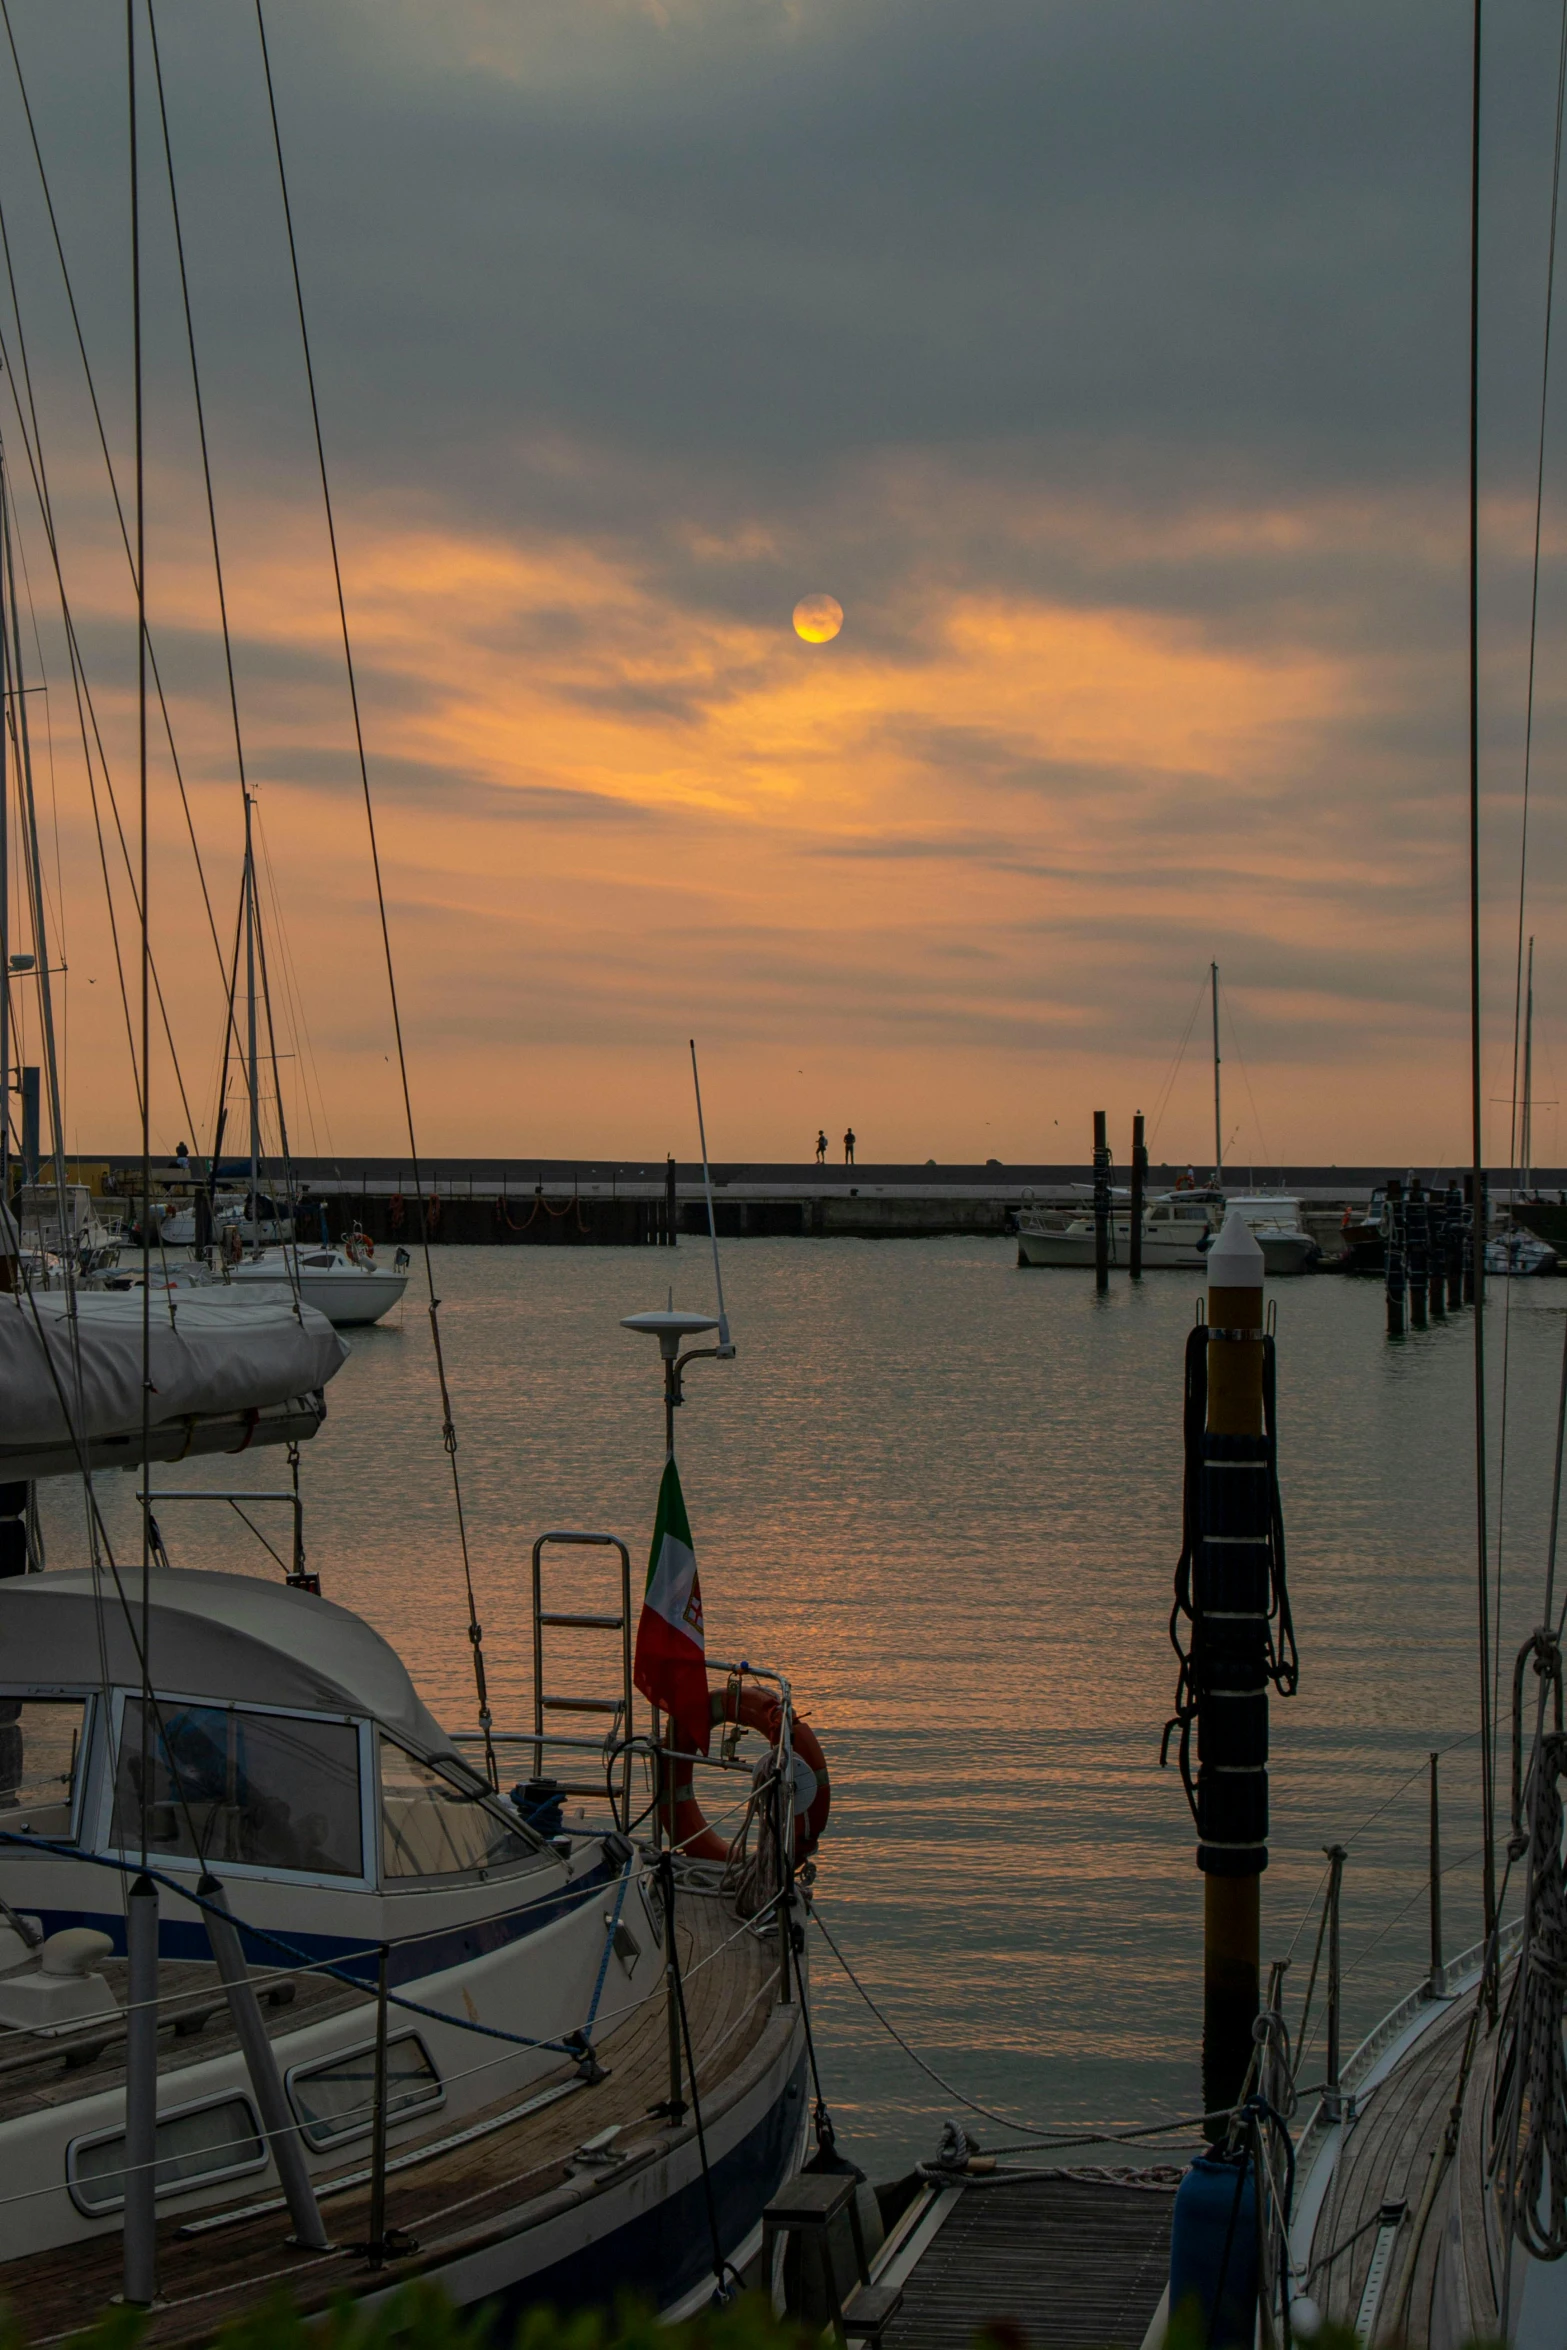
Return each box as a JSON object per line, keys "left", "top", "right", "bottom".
{"left": 463, "top": 2052, "right": 808, "bottom": 2322}
{"left": 24, "top": 1859, "right": 614, "bottom": 1987}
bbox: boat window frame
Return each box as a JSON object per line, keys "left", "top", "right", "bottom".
{"left": 0, "top": 1686, "right": 99, "bottom": 1847}
{"left": 66, "top": 2087, "right": 269, "bottom": 2216}
{"left": 285, "top": 2028, "right": 445, "bottom": 2150}
{"left": 92, "top": 1687, "right": 377, "bottom": 1893}
{"left": 376, "top": 1736, "right": 552, "bottom": 1890}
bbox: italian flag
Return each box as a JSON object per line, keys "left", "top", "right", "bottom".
{"left": 633, "top": 1455, "right": 711, "bottom": 1756}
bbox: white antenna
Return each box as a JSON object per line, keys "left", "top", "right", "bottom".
{"left": 689, "top": 1038, "right": 734, "bottom": 1356}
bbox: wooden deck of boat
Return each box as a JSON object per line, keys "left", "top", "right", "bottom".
{"left": 884, "top": 2174, "right": 1175, "bottom": 2350}
{"left": 15, "top": 1884, "right": 779, "bottom": 2346}
{"left": 1306, "top": 1984, "right": 1497, "bottom": 2345}
{"left": 0, "top": 1960, "right": 367, "bottom": 2126}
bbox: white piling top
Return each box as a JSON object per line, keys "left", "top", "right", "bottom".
{"left": 1206, "top": 1205, "right": 1265, "bottom": 1284}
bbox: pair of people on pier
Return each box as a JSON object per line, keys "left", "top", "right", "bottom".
{"left": 814, "top": 1130, "right": 856, "bottom": 1164}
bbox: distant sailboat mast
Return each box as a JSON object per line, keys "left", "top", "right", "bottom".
{"left": 244, "top": 790, "right": 260, "bottom": 1244}
{"left": 1521, "top": 936, "right": 1534, "bottom": 1193}
{"left": 1211, "top": 961, "right": 1222, "bottom": 1186}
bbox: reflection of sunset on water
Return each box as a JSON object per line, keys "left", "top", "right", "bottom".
{"left": 44, "top": 1241, "right": 1517, "bottom": 2164}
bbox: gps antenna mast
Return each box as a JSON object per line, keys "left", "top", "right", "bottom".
{"left": 689, "top": 1039, "right": 734, "bottom": 1357}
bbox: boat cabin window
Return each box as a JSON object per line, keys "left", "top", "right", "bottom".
{"left": 288, "top": 2032, "right": 443, "bottom": 2149}
{"left": 0, "top": 1699, "right": 87, "bottom": 1836}
{"left": 67, "top": 2093, "right": 266, "bottom": 2215}
{"left": 379, "top": 1738, "right": 538, "bottom": 1880}
{"left": 110, "top": 1700, "right": 363, "bottom": 1878}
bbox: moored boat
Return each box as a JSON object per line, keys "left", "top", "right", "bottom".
{"left": 1016, "top": 1189, "right": 1318, "bottom": 1275}
{"left": 0, "top": 1566, "right": 813, "bottom": 2338}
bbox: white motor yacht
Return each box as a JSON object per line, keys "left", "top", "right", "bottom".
{"left": 222, "top": 1239, "right": 409, "bottom": 1327}
{"left": 1017, "top": 1189, "right": 1319, "bottom": 1275}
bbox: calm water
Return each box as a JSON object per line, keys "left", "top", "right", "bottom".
{"left": 43, "top": 1242, "right": 1567, "bottom": 2177}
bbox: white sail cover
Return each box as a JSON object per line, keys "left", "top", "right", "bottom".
{"left": 0, "top": 1288, "right": 348, "bottom": 1449}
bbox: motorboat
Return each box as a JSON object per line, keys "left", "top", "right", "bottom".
{"left": 1017, "top": 1189, "right": 1318, "bottom": 1275}
{"left": 1484, "top": 1225, "right": 1557, "bottom": 1277}
{"left": 1224, "top": 1194, "right": 1320, "bottom": 1277}
{"left": 12, "top": 1185, "right": 123, "bottom": 1283}
{"left": 221, "top": 1238, "right": 409, "bottom": 1327}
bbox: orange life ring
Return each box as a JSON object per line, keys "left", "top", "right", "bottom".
{"left": 670, "top": 1684, "right": 830, "bottom": 1866}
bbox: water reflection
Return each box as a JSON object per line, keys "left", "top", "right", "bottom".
{"left": 45, "top": 1242, "right": 1561, "bottom": 2171}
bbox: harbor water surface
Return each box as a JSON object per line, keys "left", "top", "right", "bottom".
{"left": 46, "top": 1241, "right": 1564, "bottom": 2176}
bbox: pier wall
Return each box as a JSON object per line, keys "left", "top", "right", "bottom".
{"left": 94, "top": 1157, "right": 1566, "bottom": 1246}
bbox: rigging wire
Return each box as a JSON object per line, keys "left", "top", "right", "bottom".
{"left": 1494, "top": 0, "right": 1567, "bottom": 1840}
{"left": 1465, "top": 0, "right": 1498, "bottom": 1981}
{"left": 254, "top": 0, "right": 496, "bottom": 1788}
{"left": 130, "top": 0, "right": 155, "bottom": 1887}
{"left": 1146, "top": 974, "right": 1209, "bottom": 1157}
{"left": 0, "top": 310, "right": 200, "bottom": 1144}
{"left": 0, "top": 0, "right": 237, "bottom": 1131}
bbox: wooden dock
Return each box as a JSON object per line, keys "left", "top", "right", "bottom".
{"left": 874, "top": 2172, "right": 1175, "bottom": 2350}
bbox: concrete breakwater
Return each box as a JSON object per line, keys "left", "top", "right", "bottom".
{"left": 99, "top": 1156, "right": 1563, "bottom": 1246}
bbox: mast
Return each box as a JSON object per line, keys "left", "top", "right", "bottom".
{"left": 1522, "top": 936, "right": 1534, "bottom": 1192}
{"left": 1, "top": 458, "right": 71, "bottom": 1240}
{"left": 244, "top": 790, "right": 259, "bottom": 1248}
{"left": 1211, "top": 961, "right": 1222, "bottom": 1184}
{"left": 0, "top": 454, "right": 9, "bottom": 1221}
{"left": 1466, "top": 0, "right": 1497, "bottom": 1969}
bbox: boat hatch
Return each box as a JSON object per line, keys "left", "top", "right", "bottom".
{"left": 110, "top": 1697, "right": 365, "bottom": 1880}
{"left": 379, "top": 1738, "right": 539, "bottom": 1879}
{"left": 287, "top": 2032, "right": 443, "bottom": 2150}
{"left": 67, "top": 2091, "right": 267, "bottom": 2216}
{"left": 0, "top": 1697, "right": 88, "bottom": 1836}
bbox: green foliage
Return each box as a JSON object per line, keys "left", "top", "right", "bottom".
{"left": 20, "top": 2282, "right": 818, "bottom": 2350}
{"left": 0, "top": 2282, "right": 1526, "bottom": 2350}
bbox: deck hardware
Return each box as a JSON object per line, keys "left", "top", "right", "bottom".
{"left": 1322, "top": 1846, "right": 1347, "bottom": 2122}
{"left": 1352, "top": 2199, "right": 1407, "bottom": 2343}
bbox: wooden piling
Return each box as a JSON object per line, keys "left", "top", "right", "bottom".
{"left": 1446, "top": 1181, "right": 1466, "bottom": 1311}
{"left": 1407, "top": 1177, "right": 1429, "bottom": 1330}
{"left": 1199, "top": 1213, "right": 1268, "bottom": 2128}
{"left": 1386, "top": 1176, "right": 1406, "bottom": 1337}
{"left": 1129, "top": 1113, "right": 1146, "bottom": 1281}
{"left": 1092, "top": 1112, "right": 1110, "bottom": 1293}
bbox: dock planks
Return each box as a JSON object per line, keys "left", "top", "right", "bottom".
{"left": 884, "top": 2176, "right": 1174, "bottom": 2350}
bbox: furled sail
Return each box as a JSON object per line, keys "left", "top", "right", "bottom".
{"left": 0, "top": 1288, "right": 349, "bottom": 1480}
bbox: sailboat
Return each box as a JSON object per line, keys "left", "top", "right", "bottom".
{"left": 1016, "top": 968, "right": 1319, "bottom": 1273}
{"left": 189, "top": 796, "right": 411, "bottom": 1328}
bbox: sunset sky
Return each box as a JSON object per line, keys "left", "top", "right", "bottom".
{"left": 4, "top": 2, "right": 1567, "bottom": 1168}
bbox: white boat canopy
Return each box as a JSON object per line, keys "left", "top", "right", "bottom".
{"left": 0, "top": 1289, "right": 347, "bottom": 1480}
{"left": 0, "top": 1569, "right": 452, "bottom": 1757}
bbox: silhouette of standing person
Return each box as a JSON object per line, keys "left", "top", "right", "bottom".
{"left": 815, "top": 1131, "right": 828, "bottom": 1165}
{"left": 843, "top": 1128, "right": 856, "bottom": 1166}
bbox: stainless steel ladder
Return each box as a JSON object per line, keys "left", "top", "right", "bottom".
{"left": 530, "top": 1529, "right": 635, "bottom": 1824}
